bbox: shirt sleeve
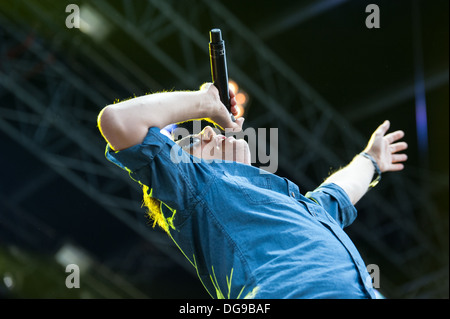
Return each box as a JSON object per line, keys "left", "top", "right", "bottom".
{"left": 305, "top": 183, "right": 357, "bottom": 228}
{"left": 105, "top": 127, "right": 213, "bottom": 217}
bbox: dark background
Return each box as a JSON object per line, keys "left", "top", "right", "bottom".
{"left": 0, "top": 0, "right": 448, "bottom": 299}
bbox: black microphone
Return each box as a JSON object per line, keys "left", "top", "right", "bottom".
{"left": 209, "top": 28, "right": 235, "bottom": 122}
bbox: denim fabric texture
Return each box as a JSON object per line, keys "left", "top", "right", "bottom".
{"left": 106, "top": 127, "right": 376, "bottom": 299}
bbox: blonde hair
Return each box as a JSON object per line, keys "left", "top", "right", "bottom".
{"left": 141, "top": 184, "right": 169, "bottom": 234}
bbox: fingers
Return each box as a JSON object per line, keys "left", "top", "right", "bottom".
{"left": 377, "top": 119, "right": 405, "bottom": 144}
{"left": 389, "top": 163, "right": 405, "bottom": 171}
{"left": 232, "top": 117, "right": 245, "bottom": 131}
{"left": 389, "top": 141, "right": 408, "bottom": 153}
{"left": 385, "top": 130, "right": 405, "bottom": 144}
{"left": 375, "top": 120, "right": 390, "bottom": 136}
{"left": 229, "top": 88, "right": 236, "bottom": 99}
{"left": 220, "top": 116, "right": 245, "bottom": 134}
{"left": 391, "top": 153, "right": 408, "bottom": 163}
{"left": 230, "top": 97, "right": 238, "bottom": 116}
{"left": 389, "top": 138, "right": 408, "bottom": 171}
{"left": 230, "top": 96, "right": 237, "bottom": 107}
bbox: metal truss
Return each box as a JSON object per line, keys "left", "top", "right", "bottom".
{"left": 1, "top": 0, "right": 447, "bottom": 298}
{"left": 0, "top": 14, "right": 196, "bottom": 285}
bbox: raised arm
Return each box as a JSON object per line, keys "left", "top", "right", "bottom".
{"left": 323, "top": 120, "right": 408, "bottom": 205}
{"left": 97, "top": 83, "right": 242, "bottom": 151}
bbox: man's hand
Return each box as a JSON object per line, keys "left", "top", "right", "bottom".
{"left": 323, "top": 120, "right": 408, "bottom": 205}
{"left": 199, "top": 83, "right": 244, "bottom": 132}
{"left": 363, "top": 120, "right": 408, "bottom": 173}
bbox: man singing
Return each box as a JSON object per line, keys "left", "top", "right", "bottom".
{"left": 97, "top": 83, "right": 408, "bottom": 299}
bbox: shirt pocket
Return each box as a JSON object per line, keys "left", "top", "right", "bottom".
{"left": 223, "top": 171, "right": 279, "bottom": 205}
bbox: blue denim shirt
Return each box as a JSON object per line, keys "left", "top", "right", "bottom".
{"left": 106, "top": 127, "right": 376, "bottom": 299}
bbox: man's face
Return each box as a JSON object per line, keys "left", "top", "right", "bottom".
{"left": 178, "top": 126, "right": 251, "bottom": 165}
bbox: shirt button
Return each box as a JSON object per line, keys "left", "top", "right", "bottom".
{"left": 291, "top": 192, "right": 296, "bottom": 198}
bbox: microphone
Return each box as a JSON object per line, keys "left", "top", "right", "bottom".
{"left": 209, "top": 28, "right": 235, "bottom": 122}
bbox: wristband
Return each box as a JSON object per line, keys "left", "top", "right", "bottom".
{"left": 359, "top": 152, "right": 381, "bottom": 188}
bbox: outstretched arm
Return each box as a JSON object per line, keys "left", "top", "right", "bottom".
{"left": 323, "top": 120, "right": 408, "bottom": 205}
{"left": 97, "top": 83, "right": 242, "bottom": 151}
